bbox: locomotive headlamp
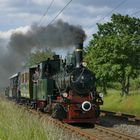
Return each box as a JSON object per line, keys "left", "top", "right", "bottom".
{"left": 82, "top": 61, "right": 87, "bottom": 67}
{"left": 82, "top": 101, "right": 91, "bottom": 112}
{"left": 62, "top": 92, "right": 68, "bottom": 98}
{"left": 99, "top": 92, "right": 104, "bottom": 98}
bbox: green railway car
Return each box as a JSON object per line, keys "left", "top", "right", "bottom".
{"left": 20, "top": 70, "right": 30, "bottom": 99}
{"left": 9, "top": 73, "right": 19, "bottom": 99}
{"left": 20, "top": 67, "right": 36, "bottom": 103}
{"left": 19, "top": 57, "right": 60, "bottom": 109}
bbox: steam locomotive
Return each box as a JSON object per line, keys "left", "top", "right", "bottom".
{"left": 7, "top": 43, "right": 103, "bottom": 124}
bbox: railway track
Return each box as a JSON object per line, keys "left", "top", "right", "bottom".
{"left": 22, "top": 105, "right": 139, "bottom": 140}
{"left": 26, "top": 107, "right": 100, "bottom": 140}
{"left": 83, "top": 125, "right": 139, "bottom": 140}
{"left": 100, "top": 110, "right": 140, "bottom": 125}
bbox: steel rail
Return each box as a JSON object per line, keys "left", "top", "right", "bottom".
{"left": 93, "top": 125, "right": 139, "bottom": 140}
{"left": 100, "top": 110, "right": 140, "bottom": 124}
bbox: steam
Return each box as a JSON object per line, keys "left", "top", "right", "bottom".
{"left": 0, "top": 20, "right": 86, "bottom": 87}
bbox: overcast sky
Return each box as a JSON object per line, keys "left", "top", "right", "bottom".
{"left": 0, "top": 0, "right": 140, "bottom": 87}
{"left": 0, "top": 0, "right": 140, "bottom": 46}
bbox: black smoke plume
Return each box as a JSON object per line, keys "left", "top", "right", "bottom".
{"left": 10, "top": 19, "right": 86, "bottom": 50}
{"left": 0, "top": 20, "right": 86, "bottom": 87}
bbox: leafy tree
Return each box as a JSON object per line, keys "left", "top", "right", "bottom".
{"left": 85, "top": 14, "right": 140, "bottom": 96}
{"left": 26, "top": 48, "right": 55, "bottom": 67}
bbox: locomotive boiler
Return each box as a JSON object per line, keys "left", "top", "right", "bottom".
{"left": 54, "top": 43, "right": 96, "bottom": 95}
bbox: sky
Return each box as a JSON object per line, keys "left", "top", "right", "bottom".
{"left": 0, "top": 0, "right": 140, "bottom": 46}
{"left": 0, "top": 0, "right": 140, "bottom": 87}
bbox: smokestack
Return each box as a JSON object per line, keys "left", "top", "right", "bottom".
{"left": 75, "top": 43, "right": 83, "bottom": 68}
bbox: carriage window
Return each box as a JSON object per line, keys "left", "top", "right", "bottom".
{"left": 25, "top": 73, "right": 29, "bottom": 83}
{"left": 21, "top": 74, "right": 24, "bottom": 83}
{"left": 13, "top": 78, "right": 18, "bottom": 86}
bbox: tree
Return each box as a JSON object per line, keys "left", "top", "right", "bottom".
{"left": 85, "top": 14, "right": 140, "bottom": 96}
{"left": 26, "top": 48, "right": 55, "bottom": 67}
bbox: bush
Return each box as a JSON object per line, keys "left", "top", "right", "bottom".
{"left": 130, "top": 77, "right": 140, "bottom": 90}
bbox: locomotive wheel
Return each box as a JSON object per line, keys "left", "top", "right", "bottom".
{"left": 52, "top": 103, "right": 66, "bottom": 121}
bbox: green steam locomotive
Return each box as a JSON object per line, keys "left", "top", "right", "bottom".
{"left": 7, "top": 43, "right": 103, "bottom": 124}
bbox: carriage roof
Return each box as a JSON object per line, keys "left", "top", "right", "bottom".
{"left": 9, "top": 73, "right": 19, "bottom": 79}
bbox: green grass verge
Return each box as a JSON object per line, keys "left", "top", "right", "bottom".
{"left": 101, "top": 89, "right": 140, "bottom": 116}
{"left": 0, "top": 98, "right": 78, "bottom": 140}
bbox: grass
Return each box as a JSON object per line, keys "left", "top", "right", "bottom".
{"left": 101, "top": 89, "right": 140, "bottom": 116}
{"left": 0, "top": 97, "right": 79, "bottom": 140}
